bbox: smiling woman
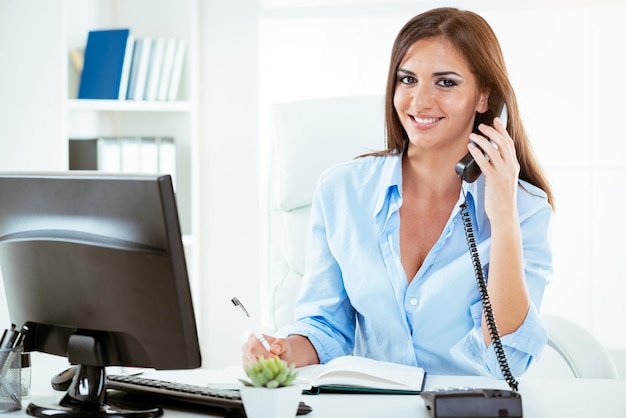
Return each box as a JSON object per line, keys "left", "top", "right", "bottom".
{"left": 246, "top": 7, "right": 555, "bottom": 386}
{"left": 258, "top": 5, "right": 626, "bottom": 375}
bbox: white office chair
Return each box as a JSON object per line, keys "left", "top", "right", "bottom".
{"left": 527, "top": 314, "right": 619, "bottom": 379}
{"left": 265, "top": 95, "right": 386, "bottom": 330}
{"left": 264, "top": 95, "right": 619, "bottom": 379}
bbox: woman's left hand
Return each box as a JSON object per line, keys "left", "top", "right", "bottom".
{"left": 466, "top": 116, "right": 520, "bottom": 223}
{"left": 467, "top": 117, "right": 528, "bottom": 343}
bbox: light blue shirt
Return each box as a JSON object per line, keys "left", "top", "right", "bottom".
{"left": 284, "top": 154, "right": 551, "bottom": 377}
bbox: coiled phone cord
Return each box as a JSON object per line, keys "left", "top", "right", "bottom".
{"left": 459, "top": 195, "right": 520, "bottom": 392}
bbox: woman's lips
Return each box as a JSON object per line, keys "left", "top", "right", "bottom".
{"left": 410, "top": 114, "right": 443, "bottom": 129}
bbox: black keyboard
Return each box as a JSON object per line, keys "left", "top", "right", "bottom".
{"left": 106, "top": 374, "right": 313, "bottom": 416}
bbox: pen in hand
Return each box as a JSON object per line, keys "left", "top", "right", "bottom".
{"left": 231, "top": 297, "right": 272, "bottom": 351}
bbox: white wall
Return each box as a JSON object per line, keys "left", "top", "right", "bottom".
{"left": 0, "top": 2, "right": 66, "bottom": 171}
{"left": 196, "top": 0, "right": 261, "bottom": 368}
{"left": 257, "top": 0, "right": 626, "bottom": 358}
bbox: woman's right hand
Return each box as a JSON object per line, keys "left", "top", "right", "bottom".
{"left": 241, "top": 333, "right": 319, "bottom": 368}
{"left": 241, "top": 333, "right": 281, "bottom": 366}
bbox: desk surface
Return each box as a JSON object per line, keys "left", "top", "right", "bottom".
{"left": 16, "top": 354, "right": 626, "bottom": 418}
{"left": 306, "top": 375, "right": 626, "bottom": 418}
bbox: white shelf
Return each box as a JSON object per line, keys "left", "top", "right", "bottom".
{"left": 64, "top": 0, "right": 200, "bottom": 282}
{"left": 67, "top": 99, "right": 193, "bottom": 112}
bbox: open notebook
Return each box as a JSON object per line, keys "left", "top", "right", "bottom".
{"left": 294, "top": 355, "right": 426, "bottom": 394}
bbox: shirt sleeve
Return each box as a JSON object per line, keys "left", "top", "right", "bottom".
{"left": 280, "top": 178, "right": 356, "bottom": 364}
{"left": 450, "top": 300, "right": 547, "bottom": 377}
{"left": 450, "top": 189, "right": 552, "bottom": 377}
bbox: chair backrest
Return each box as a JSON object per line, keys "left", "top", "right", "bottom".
{"left": 264, "top": 95, "right": 385, "bottom": 330}
{"left": 538, "top": 314, "right": 618, "bottom": 379}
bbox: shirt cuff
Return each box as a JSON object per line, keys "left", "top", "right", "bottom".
{"left": 450, "top": 300, "right": 547, "bottom": 377}
{"left": 278, "top": 320, "right": 350, "bottom": 364}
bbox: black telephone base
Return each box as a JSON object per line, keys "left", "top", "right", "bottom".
{"left": 421, "top": 387, "right": 522, "bottom": 418}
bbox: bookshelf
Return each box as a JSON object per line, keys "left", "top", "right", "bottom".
{"left": 63, "top": 0, "right": 200, "bottom": 287}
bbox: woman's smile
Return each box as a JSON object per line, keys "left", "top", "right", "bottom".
{"left": 409, "top": 114, "right": 444, "bottom": 129}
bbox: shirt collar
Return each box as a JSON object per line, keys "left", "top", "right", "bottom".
{"left": 372, "top": 154, "right": 403, "bottom": 223}
{"left": 370, "top": 155, "right": 489, "bottom": 235}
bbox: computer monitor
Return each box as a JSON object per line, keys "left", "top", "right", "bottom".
{"left": 0, "top": 173, "right": 201, "bottom": 417}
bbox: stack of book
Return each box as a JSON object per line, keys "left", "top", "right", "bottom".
{"left": 69, "top": 136, "right": 177, "bottom": 187}
{"left": 76, "top": 28, "right": 186, "bottom": 101}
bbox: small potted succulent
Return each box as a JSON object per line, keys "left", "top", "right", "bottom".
{"left": 239, "top": 356, "right": 302, "bottom": 418}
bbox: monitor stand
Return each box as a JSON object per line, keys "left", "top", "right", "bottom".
{"left": 26, "top": 364, "right": 163, "bottom": 418}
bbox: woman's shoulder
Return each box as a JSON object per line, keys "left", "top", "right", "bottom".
{"left": 518, "top": 179, "right": 548, "bottom": 203}
{"left": 313, "top": 154, "right": 400, "bottom": 212}
{"left": 319, "top": 154, "right": 399, "bottom": 184}
{"left": 517, "top": 179, "right": 552, "bottom": 217}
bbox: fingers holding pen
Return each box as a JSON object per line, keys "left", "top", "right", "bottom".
{"left": 241, "top": 333, "right": 287, "bottom": 367}
{"left": 242, "top": 333, "right": 267, "bottom": 366}
{"left": 233, "top": 297, "right": 283, "bottom": 365}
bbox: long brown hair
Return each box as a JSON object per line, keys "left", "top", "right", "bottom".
{"left": 376, "top": 7, "right": 554, "bottom": 208}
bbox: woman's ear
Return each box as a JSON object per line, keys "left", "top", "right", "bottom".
{"left": 477, "top": 89, "right": 490, "bottom": 113}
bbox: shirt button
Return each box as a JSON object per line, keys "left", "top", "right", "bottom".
{"left": 409, "top": 298, "right": 417, "bottom": 306}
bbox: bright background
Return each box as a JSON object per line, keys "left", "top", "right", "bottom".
{"left": 0, "top": 0, "right": 625, "bottom": 375}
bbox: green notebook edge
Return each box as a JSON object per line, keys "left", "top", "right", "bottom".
{"left": 303, "top": 372, "right": 427, "bottom": 395}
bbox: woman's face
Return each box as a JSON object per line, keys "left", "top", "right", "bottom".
{"left": 393, "top": 36, "right": 489, "bottom": 154}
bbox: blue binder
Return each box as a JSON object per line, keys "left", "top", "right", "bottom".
{"left": 78, "top": 29, "right": 134, "bottom": 100}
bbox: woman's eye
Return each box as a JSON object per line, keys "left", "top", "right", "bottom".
{"left": 397, "top": 75, "right": 417, "bottom": 85}
{"left": 436, "top": 78, "right": 457, "bottom": 88}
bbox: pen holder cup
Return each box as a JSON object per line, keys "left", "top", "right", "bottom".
{"left": 0, "top": 346, "right": 22, "bottom": 412}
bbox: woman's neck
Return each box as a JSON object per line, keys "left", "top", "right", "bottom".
{"left": 402, "top": 148, "right": 463, "bottom": 200}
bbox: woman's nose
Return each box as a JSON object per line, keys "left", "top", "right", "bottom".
{"left": 411, "top": 84, "right": 434, "bottom": 108}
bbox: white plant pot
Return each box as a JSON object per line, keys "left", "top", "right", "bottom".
{"left": 239, "top": 385, "right": 303, "bottom": 418}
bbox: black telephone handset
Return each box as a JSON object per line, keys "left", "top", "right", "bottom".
{"left": 455, "top": 102, "right": 508, "bottom": 183}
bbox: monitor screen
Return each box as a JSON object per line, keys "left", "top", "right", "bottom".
{"left": 0, "top": 173, "right": 201, "bottom": 416}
